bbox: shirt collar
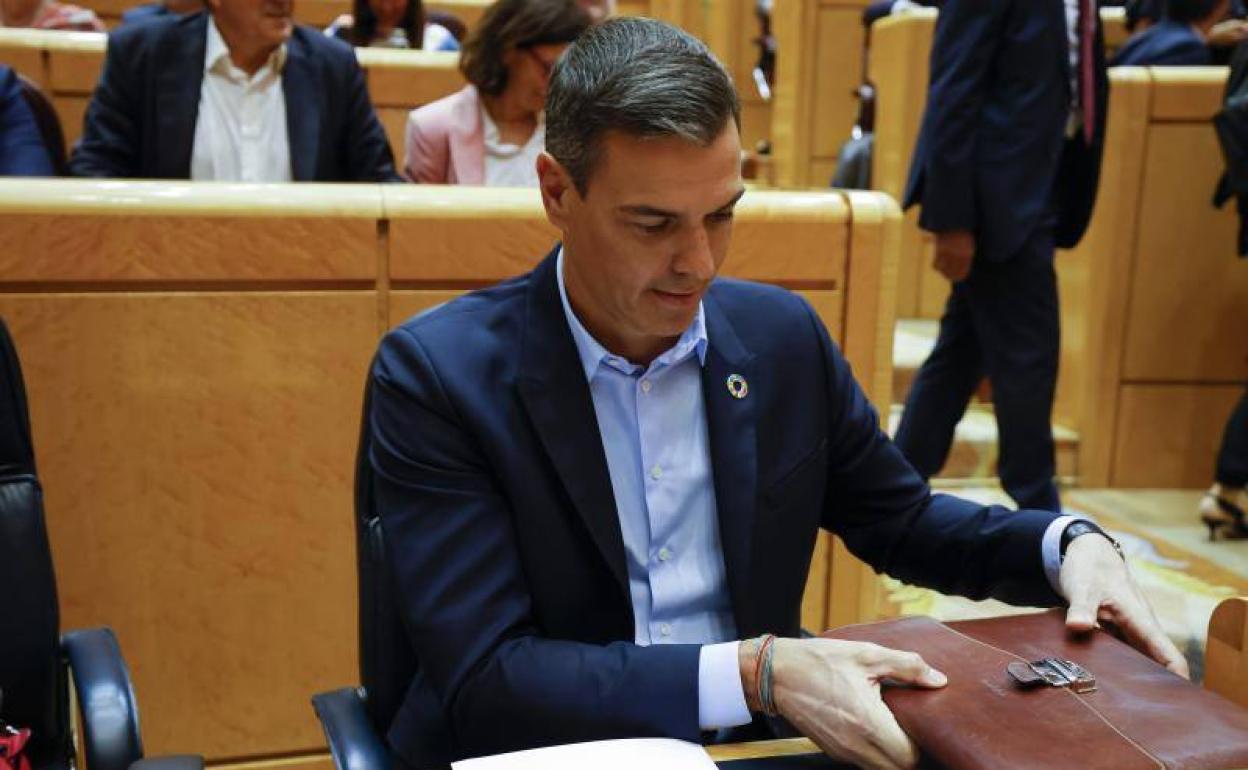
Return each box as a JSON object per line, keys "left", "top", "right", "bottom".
{"left": 205, "top": 15, "right": 287, "bottom": 77}
{"left": 555, "top": 246, "right": 708, "bottom": 381}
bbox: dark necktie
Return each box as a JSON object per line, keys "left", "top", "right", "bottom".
{"left": 1078, "top": 0, "right": 1096, "bottom": 144}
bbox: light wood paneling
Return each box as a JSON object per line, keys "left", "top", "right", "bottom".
{"left": 389, "top": 289, "right": 467, "bottom": 328}
{"left": 208, "top": 753, "right": 334, "bottom": 770}
{"left": 1123, "top": 122, "right": 1248, "bottom": 383}
{"left": 0, "top": 291, "right": 377, "bottom": 759}
{"left": 1207, "top": 596, "right": 1248, "bottom": 710}
{"left": 1110, "top": 384, "right": 1243, "bottom": 488}
{"left": 1149, "top": 66, "right": 1226, "bottom": 121}
{"left": 358, "top": 48, "right": 460, "bottom": 106}
{"left": 0, "top": 181, "right": 381, "bottom": 284}
{"left": 1058, "top": 67, "right": 1152, "bottom": 486}
{"left": 771, "top": 0, "right": 871, "bottom": 189}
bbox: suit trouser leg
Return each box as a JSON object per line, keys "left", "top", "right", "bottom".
{"left": 965, "top": 227, "right": 1061, "bottom": 512}
{"left": 894, "top": 280, "right": 984, "bottom": 479}
{"left": 1215, "top": 388, "right": 1248, "bottom": 487}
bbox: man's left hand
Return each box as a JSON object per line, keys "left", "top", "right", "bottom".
{"left": 1059, "top": 534, "right": 1190, "bottom": 678}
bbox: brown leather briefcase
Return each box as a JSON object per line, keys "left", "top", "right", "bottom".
{"left": 823, "top": 610, "right": 1248, "bottom": 770}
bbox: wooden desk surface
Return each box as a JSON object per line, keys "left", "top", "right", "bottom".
{"left": 707, "top": 738, "right": 820, "bottom": 762}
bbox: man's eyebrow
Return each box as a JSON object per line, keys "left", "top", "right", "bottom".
{"left": 618, "top": 189, "right": 747, "bottom": 219}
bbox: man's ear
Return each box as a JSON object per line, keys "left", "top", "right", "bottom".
{"left": 537, "top": 152, "right": 576, "bottom": 231}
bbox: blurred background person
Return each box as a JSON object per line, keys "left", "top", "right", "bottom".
{"left": 0, "top": 65, "right": 53, "bottom": 175}
{"left": 325, "top": 0, "right": 460, "bottom": 52}
{"left": 0, "top": 0, "right": 103, "bottom": 31}
{"left": 120, "top": 0, "right": 205, "bottom": 27}
{"left": 403, "top": 0, "right": 588, "bottom": 185}
{"left": 1113, "top": 0, "right": 1231, "bottom": 65}
{"left": 70, "top": 0, "right": 398, "bottom": 181}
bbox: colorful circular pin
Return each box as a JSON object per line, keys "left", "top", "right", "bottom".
{"left": 726, "top": 373, "right": 749, "bottom": 399}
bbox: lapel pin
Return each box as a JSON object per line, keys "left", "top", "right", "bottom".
{"left": 726, "top": 373, "right": 749, "bottom": 399}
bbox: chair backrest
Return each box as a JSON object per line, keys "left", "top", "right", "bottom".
{"left": 354, "top": 371, "right": 419, "bottom": 739}
{"left": 0, "top": 318, "right": 71, "bottom": 770}
{"left": 13, "top": 75, "right": 66, "bottom": 177}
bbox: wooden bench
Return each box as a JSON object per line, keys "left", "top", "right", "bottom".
{"left": 0, "top": 179, "right": 898, "bottom": 768}
{"left": 869, "top": 11, "right": 1248, "bottom": 488}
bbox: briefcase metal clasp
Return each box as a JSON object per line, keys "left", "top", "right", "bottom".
{"left": 1007, "top": 658, "right": 1097, "bottom": 694}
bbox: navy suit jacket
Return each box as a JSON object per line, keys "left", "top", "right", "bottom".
{"left": 0, "top": 66, "right": 53, "bottom": 177}
{"left": 903, "top": 0, "right": 1108, "bottom": 261}
{"left": 370, "top": 250, "right": 1065, "bottom": 766}
{"left": 69, "top": 12, "right": 398, "bottom": 181}
{"left": 1111, "top": 21, "right": 1212, "bottom": 67}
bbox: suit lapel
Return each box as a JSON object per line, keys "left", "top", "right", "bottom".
{"left": 155, "top": 13, "right": 206, "bottom": 178}
{"left": 701, "top": 294, "right": 759, "bottom": 635}
{"left": 516, "top": 253, "right": 630, "bottom": 603}
{"left": 282, "top": 32, "right": 321, "bottom": 181}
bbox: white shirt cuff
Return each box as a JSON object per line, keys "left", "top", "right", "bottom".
{"left": 1042, "top": 514, "right": 1095, "bottom": 598}
{"left": 697, "top": 641, "right": 752, "bottom": 730}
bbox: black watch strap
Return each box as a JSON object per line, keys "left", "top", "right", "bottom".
{"left": 1059, "top": 520, "right": 1124, "bottom": 561}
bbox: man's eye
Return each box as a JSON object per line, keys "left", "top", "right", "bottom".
{"left": 709, "top": 210, "right": 735, "bottom": 224}
{"left": 635, "top": 220, "right": 670, "bottom": 234}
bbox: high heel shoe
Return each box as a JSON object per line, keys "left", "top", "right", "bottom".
{"left": 1198, "top": 483, "right": 1248, "bottom": 540}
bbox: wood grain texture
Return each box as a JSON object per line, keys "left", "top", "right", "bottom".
{"left": 1123, "top": 121, "right": 1247, "bottom": 383}
{"left": 1110, "top": 384, "right": 1243, "bottom": 487}
{"left": 0, "top": 213, "right": 378, "bottom": 283}
{"left": 706, "top": 737, "right": 820, "bottom": 762}
{"left": 0, "top": 291, "right": 378, "bottom": 760}
{"left": 1206, "top": 596, "right": 1248, "bottom": 710}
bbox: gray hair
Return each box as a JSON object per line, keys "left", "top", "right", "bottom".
{"left": 544, "top": 17, "right": 741, "bottom": 195}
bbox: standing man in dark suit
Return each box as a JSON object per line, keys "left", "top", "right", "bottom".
{"left": 69, "top": 0, "right": 397, "bottom": 181}
{"left": 371, "top": 17, "right": 1180, "bottom": 770}
{"left": 897, "top": 0, "right": 1108, "bottom": 512}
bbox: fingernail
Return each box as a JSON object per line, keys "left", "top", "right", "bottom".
{"left": 926, "top": 667, "right": 947, "bottom": 687}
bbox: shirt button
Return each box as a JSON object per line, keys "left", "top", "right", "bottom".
{"left": 659, "top": 623, "right": 672, "bottom": 637}
{"left": 640, "top": 379, "right": 652, "bottom": 393}
{"left": 649, "top": 465, "right": 663, "bottom": 480}
{"left": 658, "top": 547, "right": 672, "bottom": 562}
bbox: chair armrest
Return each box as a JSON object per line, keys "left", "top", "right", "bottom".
{"left": 129, "top": 756, "right": 204, "bottom": 770}
{"left": 62, "top": 627, "right": 143, "bottom": 770}
{"left": 312, "top": 688, "right": 391, "bottom": 770}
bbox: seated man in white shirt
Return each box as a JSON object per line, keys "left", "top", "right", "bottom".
{"left": 70, "top": 0, "right": 399, "bottom": 181}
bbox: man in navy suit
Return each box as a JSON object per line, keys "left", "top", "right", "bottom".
{"left": 372, "top": 17, "right": 1181, "bottom": 770}
{"left": 897, "top": 0, "right": 1108, "bottom": 513}
{"left": 68, "top": 0, "right": 396, "bottom": 181}
{"left": 0, "top": 66, "right": 54, "bottom": 176}
{"left": 1112, "top": 0, "right": 1228, "bottom": 66}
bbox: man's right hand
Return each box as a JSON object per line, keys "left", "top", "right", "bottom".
{"left": 932, "top": 229, "right": 975, "bottom": 283}
{"left": 741, "top": 638, "right": 947, "bottom": 770}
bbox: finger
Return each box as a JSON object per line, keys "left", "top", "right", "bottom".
{"left": 1107, "top": 597, "right": 1190, "bottom": 679}
{"left": 861, "top": 695, "right": 920, "bottom": 770}
{"left": 1064, "top": 576, "right": 1102, "bottom": 633}
{"left": 863, "top": 647, "right": 947, "bottom": 688}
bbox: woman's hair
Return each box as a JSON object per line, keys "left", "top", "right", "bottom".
{"left": 460, "top": 0, "right": 591, "bottom": 96}
{"left": 349, "top": 0, "right": 425, "bottom": 48}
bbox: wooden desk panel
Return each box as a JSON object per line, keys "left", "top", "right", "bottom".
{"left": 1, "top": 291, "right": 377, "bottom": 759}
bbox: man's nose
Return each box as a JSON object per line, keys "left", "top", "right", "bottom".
{"left": 672, "top": 224, "right": 716, "bottom": 281}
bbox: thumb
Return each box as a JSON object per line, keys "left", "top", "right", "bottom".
{"left": 1065, "top": 581, "right": 1102, "bottom": 633}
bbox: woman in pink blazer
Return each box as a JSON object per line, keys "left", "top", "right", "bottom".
{"left": 404, "top": 0, "right": 590, "bottom": 185}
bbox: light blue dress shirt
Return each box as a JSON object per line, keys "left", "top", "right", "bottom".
{"left": 555, "top": 249, "right": 1083, "bottom": 732}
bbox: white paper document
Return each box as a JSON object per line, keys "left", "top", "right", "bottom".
{"left": 451, "top": 737, "right": 718, "bottom": 770}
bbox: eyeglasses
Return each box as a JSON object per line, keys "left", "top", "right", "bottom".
{"left": 522, "top": 46, "right": 560, "bottom": 77}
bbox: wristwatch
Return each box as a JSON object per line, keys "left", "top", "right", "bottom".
{"left": 1059, "top": 520, "right": 1124, "bottom": 562}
